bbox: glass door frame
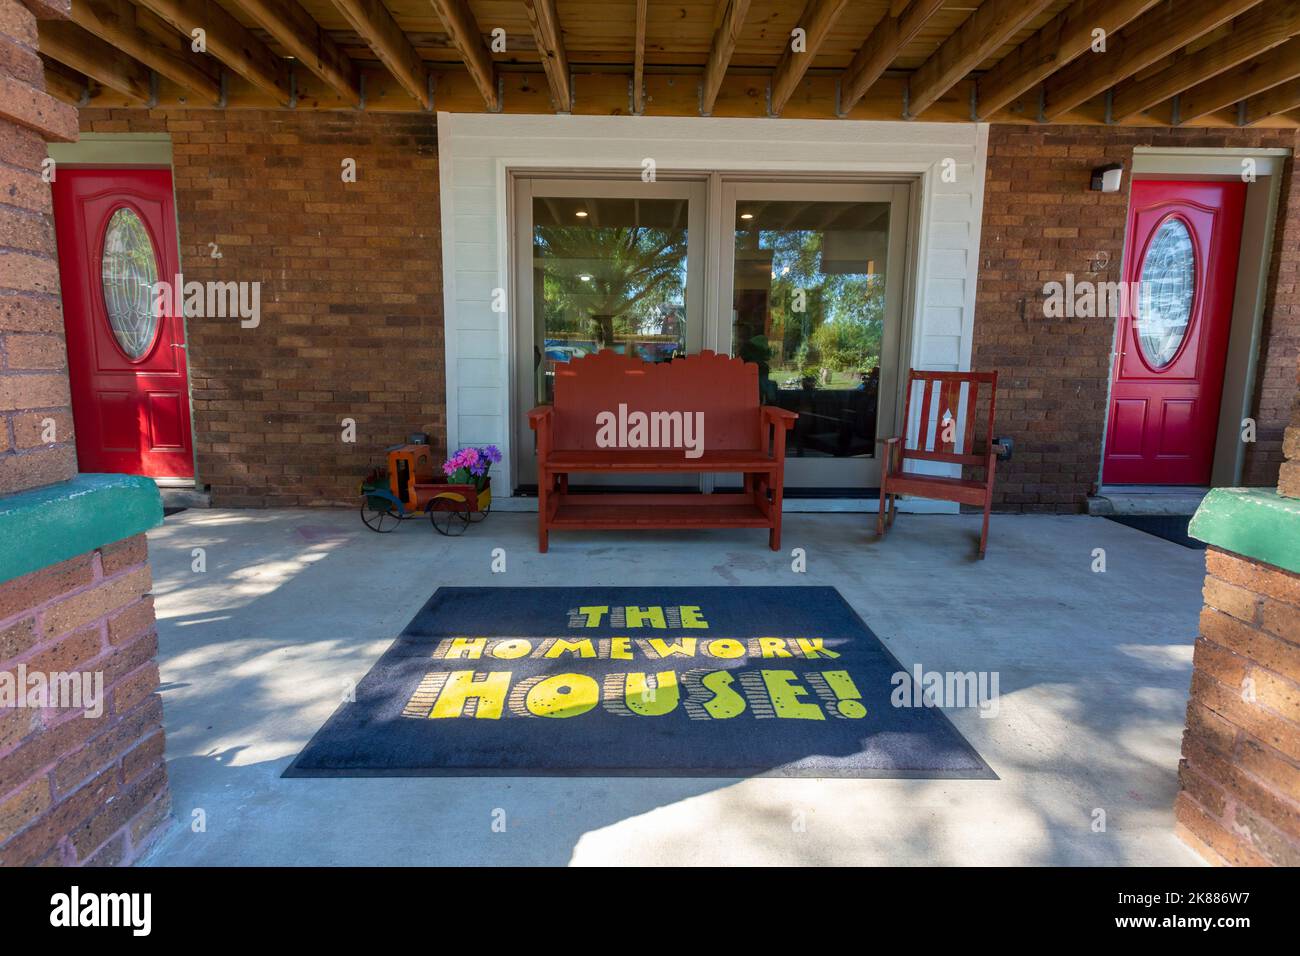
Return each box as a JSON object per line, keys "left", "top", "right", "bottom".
{"left": 716, "top": 179, "right": 912, "bottom": 491}
{"left": 508, "top": 173, "right": 916, "bottom": 494}
{"left": 510, "top": 175, "right": 709, "bottom": 490}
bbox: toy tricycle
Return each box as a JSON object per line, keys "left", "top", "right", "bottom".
{"left": 360, "top": 443, "right": 491, "bottom": 535}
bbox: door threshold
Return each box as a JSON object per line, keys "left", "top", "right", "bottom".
{"left": 1087, "top": 486, "right": 1210, "bottom": 516}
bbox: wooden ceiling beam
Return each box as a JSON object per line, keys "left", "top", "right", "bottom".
{"left": 770, "top": 0, "right": 849, "bottom": 116}
{"left": 839, "top": 0, "right": 944, "bottom": 115}
{"left": 700, "top": 0, "right": 751, "bottom": 115}
{"left": 428, "top": 0, "right": 498, "bottom": 111}
{"left": 329, "top": 0, "right": 431, "bottom": 109}
{"left": 1244, "top": 74, "right": 1300, "bottom": 126}
{"left": 1111, "top": 0, "right": 1300, "bottom": 121}
{"left": 974, "top": 0, "right": 1159, "bottom": 120}
{"left": 1178, "top": 36, "right": 1300, "bottom": 125}
{"left": 907, "top": 0, "right": 1055, "bottom": 118}
{"left": 1041, "top": 0, "right": 1264, "bottom": 121}
{"left": 632, "top": 0, "right": 647, "bottom": 113}
{"left": 71, "top": 0, "right": 222, "bottom": 105}
{"left": 38, "top": 20, "right": 152, "bottom": 102}
{"left": 135, "top": 0, "right": 291, "bottom": 104}
{"left": 523, "top": 0, "right": 570, "bottom": 112}
{"left": 40, "top": 58, "right": 89, "bottom": 106}
{"left": 230, "top": 0, "right": 360, "bottom": 106}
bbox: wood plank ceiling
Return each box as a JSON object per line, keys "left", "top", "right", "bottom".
{"left": 35, "top": 0, "right": 1300, "bottom": 126}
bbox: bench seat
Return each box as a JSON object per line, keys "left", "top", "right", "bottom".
{"left": 528, "top": 350, "right": 796, "bottom": 552}
{"left": 544, "top": 449, "right": 779, "bottom": 472}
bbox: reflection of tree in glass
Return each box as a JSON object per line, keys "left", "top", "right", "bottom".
{"left": 751, "top": 229, "right": 885, "bottom": 383}
{"left": 535, "top": 224, "right": 687, "bottom": 348}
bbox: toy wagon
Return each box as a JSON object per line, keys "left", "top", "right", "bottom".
{"left": 360, "top": 442, "right": 491, "bottom": 535}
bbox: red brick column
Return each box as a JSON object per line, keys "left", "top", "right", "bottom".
{"left": 1176, "top": 355, "right": 1300, "bottom": 865}
{"left": 0, "top": 0, "right": 78, "bottom": 493}
{"left": 0, "top": 536, "right": 167, "bottom": 865}
{"left": 1279, "top": 364, "right": 1300, "bottom": 498}
{"left": 1176, "top": 549, "right": 1300, "bottom": 865}
{"left": 0, "top": 0, "right": 172, "bottom": 866}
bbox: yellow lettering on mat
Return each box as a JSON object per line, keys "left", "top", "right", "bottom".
{"left": 543, "top": 638, "right": 596, "bottom": 658}
{"left": 760, "top": 670, "right": 825, "bottom": 720}
{"left": 525, "top": 673, "right": 600, "bottom": 718}
{"left": 428, "top": 670, "right": 512, "bottom": 719}
{"left": 625, "top": 606, "right": 667, "bottom": 628}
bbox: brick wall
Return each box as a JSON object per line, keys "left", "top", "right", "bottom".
{"left": 0, "top": 534, "right": 167, "bottom": 865}
{"left": 1, "top": 0, "right": 170, "bottom": 867}
{"left": 974, "top": 125, "right": 1300, "bottom": 513}
{"left": 76, "top": 108, "right": 445, "bottom": 507}
{"left": 1280, "top": 360, "right": 1300, "bottom": 498}
{"left": 1175, "top": 546, "right": 1300, "bottom": 866}
{"left": 0, "top": 0, "right": 78, "bottom": 494}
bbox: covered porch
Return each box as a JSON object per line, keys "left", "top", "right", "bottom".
{"left": 141, "top": 509, "right": 1203, "bottom": 866}
{"left": 2, "top": 0, "right": 1299, "bottom": 873}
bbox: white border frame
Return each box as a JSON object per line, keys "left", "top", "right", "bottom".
{"left": 438, "top": 113, "right": 990, "bottom": 508}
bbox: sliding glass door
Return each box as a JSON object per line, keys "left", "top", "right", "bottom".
{"left": 720, "top": 182, "right": 909, "bottom": 491}
{"left": 512, "top": 177, "right": 707, "bottom": 488}
{"left": 511, "top": 176, "right": 910, "bottom": 494}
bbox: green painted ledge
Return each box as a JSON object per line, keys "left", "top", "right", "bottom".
{"left": 1189, "top": 488, "right": 1300, "bottom": 576}
{"left": 0, "top": 474, "right": 163, "bottom": 585}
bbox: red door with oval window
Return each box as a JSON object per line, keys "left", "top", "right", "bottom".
{"left": 1103, "top": 179, "right": 1246, "bottom": 485}
{"left": 52, "top": 167, "right": 193, "bottom": 478}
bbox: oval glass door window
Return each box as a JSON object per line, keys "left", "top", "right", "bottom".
{"left": 101, "top": 207, "right": 160, "bottom": 359}
{"left": 1136, "top": 217, "right": 1195, "bottom": 368}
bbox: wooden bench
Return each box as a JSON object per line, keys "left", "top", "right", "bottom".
{"left": 528, "top": 350, "right": 796, "bottom": 553}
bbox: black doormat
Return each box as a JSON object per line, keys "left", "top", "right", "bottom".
{"left": 1105, "top": 514, "right": 1205, "bottom": 549}
{"left": 285, "top": 587, "right": 995, "bottom": 779}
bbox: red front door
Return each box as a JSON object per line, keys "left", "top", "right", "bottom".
{"left": 53, "top": 168, "right": 193, "bottom": 478}
{"left": 1103, "top": 179, "right": 1245, "bottom": 485}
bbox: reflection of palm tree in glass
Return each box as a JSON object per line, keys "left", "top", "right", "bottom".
{"left": 535, "top": 225, "right": 687, "bottom": 351}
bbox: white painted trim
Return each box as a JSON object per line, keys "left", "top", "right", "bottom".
{"left": 1132, "top": 147, "right": 1288, "bottom": 177}
{"left": 437, "top": 113, "right": 990, "bottom": 511}
{"left": 436, "top": 112, "right": 460, "bottom": 458}
{"left": 47, "top": 132, "right": 173, "bottom": 166}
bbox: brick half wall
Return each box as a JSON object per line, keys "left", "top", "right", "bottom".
{"left": 1175, "top": 546, "right": 1300, "bottom": 866}
{"left": 973, "top": 125, "right": 1300, "bottom": 513}
{"left": 0, "top": 535, "right": 168, "bottom": 866}
{"left": 76, "top": 109, "right": 446, "bottom": 507}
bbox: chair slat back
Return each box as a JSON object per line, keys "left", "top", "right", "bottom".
{"left": 901, "top": 369, "right": 998, "bottom": 465}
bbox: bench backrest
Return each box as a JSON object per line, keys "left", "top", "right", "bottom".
{"left": 901, "top": 369, "right": 998, "bottom": 466}
{"left": 550, "top": 350, "right": 761, "bottom": 451}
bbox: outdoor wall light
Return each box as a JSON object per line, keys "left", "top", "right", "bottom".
{"left": 575, "top": 209, "right": 588, "bottom": 217}
{"left": 578, "top": 274, "right": 592, "bottom": 281}
{"left": 740, "top": 212, "right": 754, "bottom": 220}
{"left": 1090, "top": 163, "right": 1124, "bottom": 193}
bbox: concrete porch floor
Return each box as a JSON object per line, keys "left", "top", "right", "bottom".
{"left": 140, "top": 509, "right": 1206, "bottom": 866}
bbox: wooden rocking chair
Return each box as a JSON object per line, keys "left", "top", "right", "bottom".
{"left": 877, "top": 370, "right": 1001, "bottom": 558}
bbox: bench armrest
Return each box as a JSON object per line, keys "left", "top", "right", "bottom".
{"left": 528, "top": 405, "right": 553, "bottom": 462}
{"left": 761, "top": 406, "right": 798, "bottom": 429}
